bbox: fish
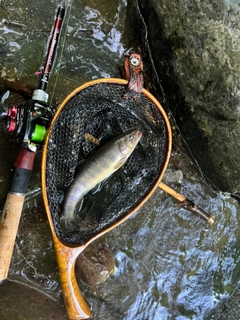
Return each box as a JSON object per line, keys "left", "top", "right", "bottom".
{"left": 60, "top": 128, "right": 142, "bottom": 232}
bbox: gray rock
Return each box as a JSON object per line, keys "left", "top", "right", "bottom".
{"left": 162, "top": 169, "right": 184, "bottom": 184}
{"left": 139, "top": 0, "right": 240, "bottom": 193}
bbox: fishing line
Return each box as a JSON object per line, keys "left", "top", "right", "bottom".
{"left": 8, "top": 278, "right": 58, "bottom": 302}
{"left": 171, "top": 140, "right": 221, "bottom": 194}
{"left": 50, "top": 0, "right": 221, "bottom": 199}
{"left": 134, "top": 0, "right": 222, "bottom": 196}
{"left": 49, "top": 0, "right": 73, "bottom": 107}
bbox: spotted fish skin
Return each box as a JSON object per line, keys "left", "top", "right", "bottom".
{"left": 60, "top": 129, "right": 142, "bottom": 229}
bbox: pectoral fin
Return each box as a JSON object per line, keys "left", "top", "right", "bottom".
{"left": 91, "top": 178, "right": 110, "bottom": 195}
{"left": 92, "top": 182, "right": 102, "bottom": 195}
{"left": 114, "top": 157, "right": 126, "bottom": 170}
{"left": 75, "top": 197, "right": 84, "bottom": 214}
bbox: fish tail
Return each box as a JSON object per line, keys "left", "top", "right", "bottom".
{"left": 60, "top": 214, "right": 83, "bottom": 235}
{"left": 60, "top": 218, "right": 76, "bottom": 236}
{"left": 60, "top": 202, "right": 76, "bottom": 224}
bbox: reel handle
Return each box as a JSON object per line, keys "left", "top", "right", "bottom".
{"left": 54, "top": 242, "right": 91, "bottom": 319}
{"left": 0, "top": 91, "right": 10, "bottom": 120}
{"left": 0, "top": 148, "right": 36, "bottom": 282}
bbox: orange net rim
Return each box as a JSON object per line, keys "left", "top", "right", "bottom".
{"left": 41, "top": 78, "right": 172, "bottom": 247}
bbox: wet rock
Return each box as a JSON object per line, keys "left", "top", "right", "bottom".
{"left": 206, "top": 284, "right": 240, "bottom": 320}
{"left": 76, "top": 235, "right": 116, "bottom": 287}
{"left": 162, "top": 169, "right": 183, "bottom": 184}
{"left": 0, "top": 77, "right": 32, "bottom": 99}
{"left": 138, "top": 0, "right": 240, "bottom": 193}
{"left": 0, "top": 281, "right": 68, "bottom": 320}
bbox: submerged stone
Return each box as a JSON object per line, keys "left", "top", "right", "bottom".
{"left": 75, "top": 235, "right": 116, "bottom": 287}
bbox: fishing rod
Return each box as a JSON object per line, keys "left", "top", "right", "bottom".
{"left": 0, "top": 3, "right": 65, "bottom": 283}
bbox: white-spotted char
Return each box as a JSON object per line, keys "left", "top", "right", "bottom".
{"left": 60, "top": 128, "right": 142, "bottom": 230}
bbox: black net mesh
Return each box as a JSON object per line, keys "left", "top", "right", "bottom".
{"left": 45, "top": 82, "right": 169, "bottom": 244}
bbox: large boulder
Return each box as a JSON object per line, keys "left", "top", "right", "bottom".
{"left": 139, "top": 0, "right": 240, "bottom": 193}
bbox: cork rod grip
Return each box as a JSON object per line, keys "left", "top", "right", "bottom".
{"left": 0, "top": 148, "right": 36, "bottom": 282}
{"left": 0, "top": 193, "right": 25, "bottom": 281}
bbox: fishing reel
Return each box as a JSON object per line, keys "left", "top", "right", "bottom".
{"left": 0, "top": 88, "right": 53, "bottom": 151}
{"left": 0, "top": 3, "right": 65, "bottom": 152}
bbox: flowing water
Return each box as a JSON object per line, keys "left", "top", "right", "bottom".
{"left": 0, "top": 0, "right": 240, "bottom": 319}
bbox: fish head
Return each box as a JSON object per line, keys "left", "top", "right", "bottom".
{"left": 117, "top": 129, "right": 142, "bottom": 156}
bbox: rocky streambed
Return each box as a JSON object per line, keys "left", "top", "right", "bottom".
{"left": 0, "top": 1, "right": 240, "bottom": 319}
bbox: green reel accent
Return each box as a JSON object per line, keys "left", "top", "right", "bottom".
{"left": 31, "top": 124, "right": 46, "bottom": 143}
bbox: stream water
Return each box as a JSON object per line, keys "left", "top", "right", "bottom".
{"left": 0, "top": 1, "right": 240, "bottom": 319}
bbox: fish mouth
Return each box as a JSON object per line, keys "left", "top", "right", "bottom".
{"left": 136, "top": 130, "right": 142, "bottom": 139}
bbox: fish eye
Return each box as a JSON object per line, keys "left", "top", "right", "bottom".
{"left": 129, "top": 134, "right": 134, "bottom": 140}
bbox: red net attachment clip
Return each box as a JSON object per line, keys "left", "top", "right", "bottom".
{"left": 124, "top": 53, "right": 144, "bottom": 98}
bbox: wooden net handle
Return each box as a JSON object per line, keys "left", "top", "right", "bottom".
{"left": 159, "top": 182, "right": 214, "bottom": 224}
{"left": 0, "top": 193, "right": 25, "bottom": 281}
{"left": 55, "top": 241, "right": 91, "bottom": 319}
